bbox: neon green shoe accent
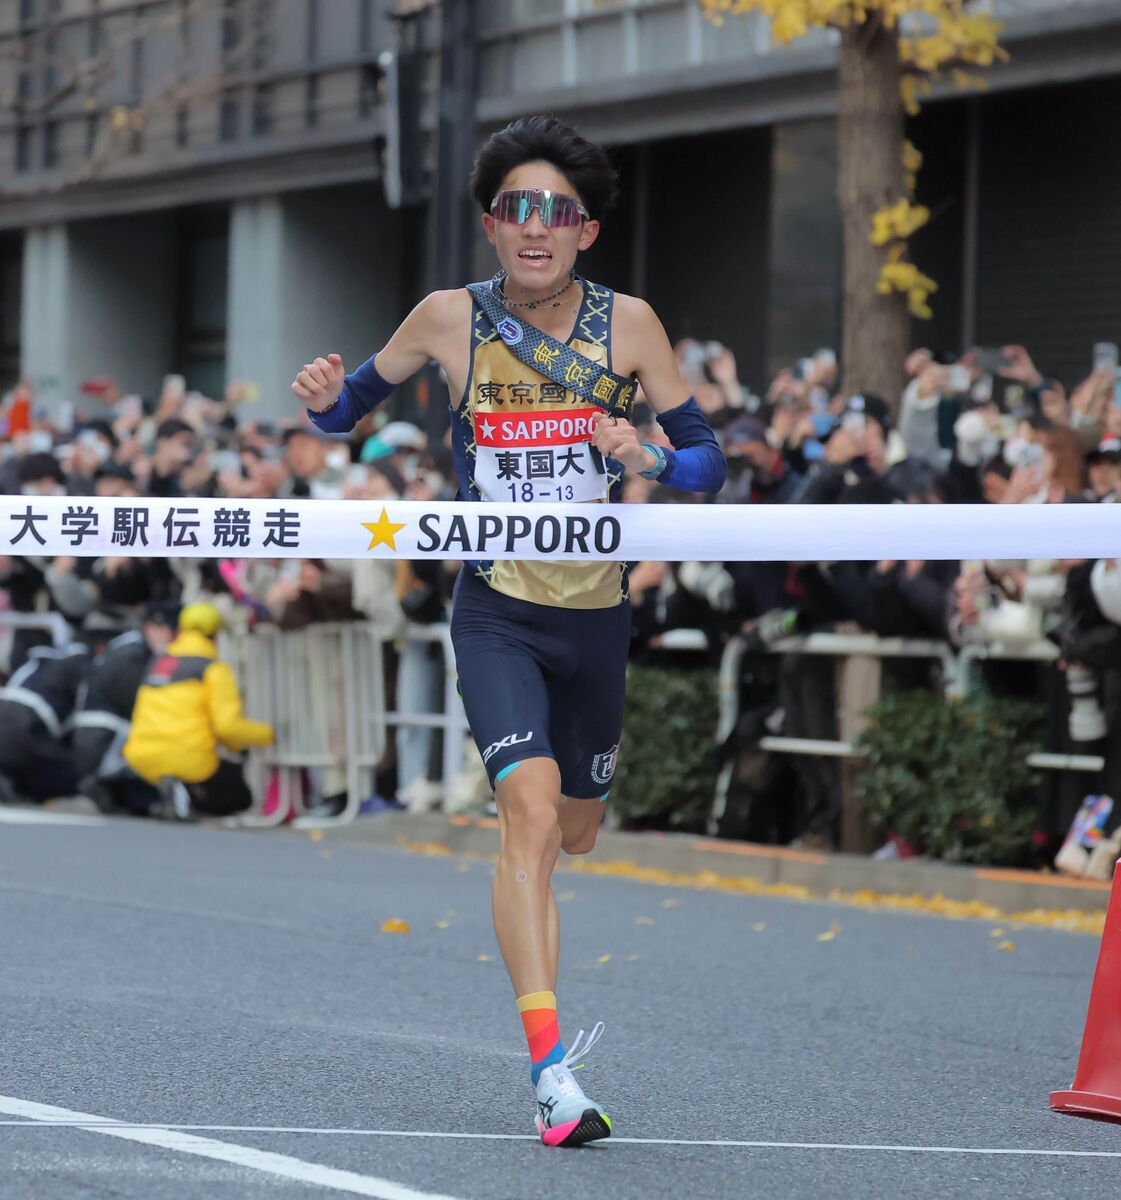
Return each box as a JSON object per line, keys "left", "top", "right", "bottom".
{"left": 601, "top": 1113, "right": 612, "bottom": 1130}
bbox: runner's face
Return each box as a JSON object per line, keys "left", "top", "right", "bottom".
{"left": 482, "top": 161, "right": 600, "bottom": 296}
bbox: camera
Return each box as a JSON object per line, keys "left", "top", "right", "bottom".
{"left": 1067, "top": 663, "right": 1108, "bottom": 742}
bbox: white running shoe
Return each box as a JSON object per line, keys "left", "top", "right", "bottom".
{"left": 534, "top": 1023, "right": 612, "bottom": 1147}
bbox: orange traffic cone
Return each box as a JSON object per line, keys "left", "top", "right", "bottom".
{"left": 1051, "top": 858, "right": 1121, "bottom": 1120}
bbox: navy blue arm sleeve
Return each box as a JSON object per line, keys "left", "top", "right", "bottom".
{"left": 307, "top": 354, "right": 396, "bottom": 434}
{"left": 654, "top": 396, "right": 727, "bottom": 494}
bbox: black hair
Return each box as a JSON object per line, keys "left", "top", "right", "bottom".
{"left": 17, "top": 453, "right": 65, "bottom": 485}
{"left": 469, "top": 115, "right": 618, "bottom": 222}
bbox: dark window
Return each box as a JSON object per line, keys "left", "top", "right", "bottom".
{"left": 176, "top": 105, "right": 189, "bottom": 148}
{"left": 306, "top": 0, "right": 318, "bottom": 62}
{"left": 251, "top": 83, "right": 272, "bottom": 135}
{"left": 219, "top": 89, "right": 240, "bottom": 141}
{"left": 19, "top": 0, "right": 37, "bottom": 26}
{"left": 85, "top": 112, "right": 99, "bottom": 157}
{"left": 305, "top": 73, "right": 319, "bottom": 128}
{"left": 359, "top": 63, "right": 378, "bottom": 118}
{"left": 43, "top": 120, "right": 58, "bottom": 167}
{"left": 130, "top": 35, "right": 143, "bottom": 101}
{"left": 0, "top": 235, "right": 22, "bottom": 391}
{"left": 16, "top": 125, "right": 33, "bottom": 171}
{"left": 222, "top": 0, "right": 242, "bottom": 53}
{"left": 174, "top": 209, "right": 230, "bottom": 399}
{"left": 360, "top": 0, "right": 374, "bottom": 53}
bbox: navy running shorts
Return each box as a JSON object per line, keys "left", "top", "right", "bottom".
{"left": 450, "top": 566, "right": 630, "bottom": 800}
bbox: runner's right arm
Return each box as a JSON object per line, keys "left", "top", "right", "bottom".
{"left": 290, "top": 291, "right": 464, "bottom": 434}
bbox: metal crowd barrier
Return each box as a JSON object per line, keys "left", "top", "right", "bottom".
{"left": 221, "top": 621, "right": 468, "bottom": 828}
{"left": 707, "top": 628, "right": 1101, "bottom": 837}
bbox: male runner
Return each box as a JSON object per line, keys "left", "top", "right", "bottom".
{"left": 292, "top": 116, "right": 726, "bottom": 1146}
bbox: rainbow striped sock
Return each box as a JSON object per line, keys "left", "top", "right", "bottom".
{"left": 518, "top": 990, "right": 566, "bottom": 1086}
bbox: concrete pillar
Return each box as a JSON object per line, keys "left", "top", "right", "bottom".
{"left": 228, "top": 185, "right": 404, "bottom": 423}
{"left": 20, "top": 225, "right": 69, "bottom": 408}
{"left": 21, "top": 216, "right": 175, "bottom": 414}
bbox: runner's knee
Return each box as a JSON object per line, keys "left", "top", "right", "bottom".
{"left": 561, "top": 827, "right": 598, "bottom": 856}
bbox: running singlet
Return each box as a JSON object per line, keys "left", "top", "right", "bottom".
{"left": 450, "top": 279, "right": 631, "bottom": 610}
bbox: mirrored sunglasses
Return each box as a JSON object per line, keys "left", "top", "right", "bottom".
{"left": 489, "top": 188, "right": 589, "bottom": 228}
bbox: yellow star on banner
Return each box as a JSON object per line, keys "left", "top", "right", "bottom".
{"left": 362, "top": 507, "right": 406, "bottom": 552}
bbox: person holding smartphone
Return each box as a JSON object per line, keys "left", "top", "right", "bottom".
{"left": 292, "top": 115, "right": 725, "bottom": 1147}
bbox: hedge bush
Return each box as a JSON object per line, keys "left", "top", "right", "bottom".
{"left": 852, "top": 690, "right": 1047, "bottom": 865}
{"left": 611, "top": 665, "right": 718, "bottom": 831}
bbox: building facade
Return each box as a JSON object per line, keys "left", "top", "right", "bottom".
{"left": 1, "top": 0, "right": 1120, "bottom": 416}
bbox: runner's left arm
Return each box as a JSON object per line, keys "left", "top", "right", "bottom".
{"left": 594, "top": 298, "right": 726, "bottom": 494}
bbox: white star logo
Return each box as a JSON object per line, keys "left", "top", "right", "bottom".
{"left": 478, "top": 419, "right": 496, "bottom": 439}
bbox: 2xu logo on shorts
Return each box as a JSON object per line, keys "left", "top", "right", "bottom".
{"left": 483, "top": 730, "right": 533, "bottom": 765}
{"left": 416, "top": 512, "right": 621, "bottom": 556}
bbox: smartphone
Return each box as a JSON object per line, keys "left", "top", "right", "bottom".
{"left": 1093, "top": 342, "right": 1118, "bottom": 374}
{"left": 975, "top": 348, "right": 1009, "bottom": 374}
{"left": 842, "top": 410, "right": 866, "bottom": 436}
{"left": 947, "top": 365, "right": 972, "bottom": 394}
{"left": 162, "top": 373, "right": 187, "bottom": 399}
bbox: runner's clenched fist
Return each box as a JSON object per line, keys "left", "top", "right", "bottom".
{"left": 291, "top": 354, "right": 346, "bottom": 411}
{"left": 591, "top": 410, "right": 658, "bottom": 475}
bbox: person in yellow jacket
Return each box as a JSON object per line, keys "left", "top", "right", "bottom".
{"left": 123, "top": 602, "right": 274, "bottom": 818}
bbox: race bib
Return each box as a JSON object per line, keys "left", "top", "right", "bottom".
{"left": 472, "top": 407, "right": 608, "bottom": 504}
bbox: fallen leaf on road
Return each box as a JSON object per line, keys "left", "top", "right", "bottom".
{"left": 308, "top": 829, "right": 324, "bottom": 843}
{"left": 477, "top": 954, "right": 493, "bottom": 962}
{"left": 634, "top": 916, "right": 655, "bottom": 926}
{"left": 597, "top": 954, "right": 613, "bottom": 964}
{"left": 990, "top": 928, "right": 1005, "bottom": 938}
{"left": 435, "top": 921, "right": 450, "bottom": 929}
{"left": 557, "top": 892, "right": 578, "bottom": 902}
{"left": 997, "top": 940, "right": 1016, "bottom": 952}
{"left": 627, "top": 954, "right": 640, "bottom": 961}
{"left": 817, "top": 922, "right": 842, "bottom": 942}
{"left": 752, "top": 922, "right": 767, "bottom": 932}
{"left": 381, "top": 919, "right": 411, "bottom": 934}
{"left": 661, "top": 899, "right": 680, "bottom": 908}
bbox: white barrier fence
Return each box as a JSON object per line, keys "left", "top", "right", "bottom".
{"left": 220, "top": 622, "right": 468, "bottom": 828}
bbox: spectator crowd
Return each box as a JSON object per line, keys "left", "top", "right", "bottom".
{"left": 1, "top": 336, "right": 1119, "bottom": 858}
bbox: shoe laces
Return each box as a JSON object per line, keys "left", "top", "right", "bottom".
{"left": 562, "top": 1021, "right": 605, "bottom": 1068}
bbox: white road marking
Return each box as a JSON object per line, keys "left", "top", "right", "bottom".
{"left": 0, "top": 1096, "right": 465, "bottom": 1199}
{"left": 0, "top": 808, "right": 106, "bottom": 825}
{"left": 1, "top": 1117, "right": 1118, "bottom": 1158}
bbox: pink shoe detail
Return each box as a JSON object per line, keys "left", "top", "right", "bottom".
{"left": 538, "top": 1117, "right": 581, "bottom": 1147}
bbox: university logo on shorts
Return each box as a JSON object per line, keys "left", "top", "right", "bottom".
{"left": 591, "top": 744, "right": 619, "bottom": 786}
{"left": 497, "top": 317, "right": 524, "bottom": 346}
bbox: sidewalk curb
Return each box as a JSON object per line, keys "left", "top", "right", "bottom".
{"left": 307, "top": 812, "right": 1112, "bottom": 916}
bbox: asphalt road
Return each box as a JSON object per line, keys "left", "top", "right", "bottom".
{"left": 0, "top": 811, "right": 1118, "bottom": 1200}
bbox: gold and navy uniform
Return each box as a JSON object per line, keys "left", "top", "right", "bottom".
{"left": 449, "top": 278, "right": 630, "bottom": 610}
{"left": 448, "top": 279, "right": 631, "bottom": 799}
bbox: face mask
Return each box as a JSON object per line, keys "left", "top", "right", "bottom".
{"left": 325, "top": 447, "right": 349, "bottom": 473}
{"left": 23, "top": 482, "right": 64, "bottom": 497}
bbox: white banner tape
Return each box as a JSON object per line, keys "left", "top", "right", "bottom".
{"left": 0, "top": 497, "right": 1117, "bottom": 561}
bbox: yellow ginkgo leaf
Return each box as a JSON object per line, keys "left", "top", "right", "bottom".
{"left": 597, "top": 954, "right": 613, "bottom": 964}
{"left": 753, "top": 922, "right": 767, "bottom": 932}
{"left": 997, "top": 940, "right": 1016, "bottom": 952}
{"left": 477, "top": 954, "right": 493, "bottom": 962}
{"left": 308, "top": 829, "right": 324, "bottom": 843}
{"left": 990, "top": 928, "right": 1005, "bottom": 938}
{"left": 435, "top": 920, "right": 450, "bottom": 929}
{"left": 381, "top": 918, "right": 411, "bottom": 934}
